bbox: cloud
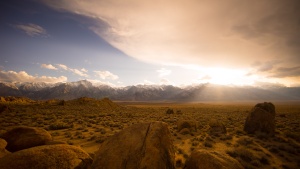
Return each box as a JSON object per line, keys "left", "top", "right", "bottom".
{"left": 251, "top": 61, "right": 280, "bottom": 72}
{"left": 160, "top": 78, "right": 172, "bottom": 85}
{"left": 43, "top": 0, "right": 300, "bottom": 70}
{"left": 200, "top": 75, "right": 211, "bottom": 81}
{"left": 157, "top": 68, "right": 171, "bottom": 77}
{"left": 57, "top": 64, "right": 68, "bottom": 70}
{"left": 13, "top": 23, "right": 48, "bottom": 37}
{"left": 57, "top": 64, "right": 89, "bottom": 77}
{"left": 270, "top": 66, "right": 300, "bottom": 78}
{"left": 0, "top": 70, "right": 67, "bottom": 83}
{"left": 81, "top": 68, "right": 88, "bottom": 73}
{"left": 253, "top": 81, "right": 286, "bottom": 88}
{"left": 94, "top": 70, "right": 119, "bottom": 80}
{"left": 41, "top": 64, "right": 57, "bottom": 70}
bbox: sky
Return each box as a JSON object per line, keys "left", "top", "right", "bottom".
{"left": 1, "top": 0, "right": 300, "bottom": 87}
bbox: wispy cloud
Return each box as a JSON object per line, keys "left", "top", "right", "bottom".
{"left": 13, "top": 23, "right": 48, "bottom": 37}
{"left": 81, "top": 68, "right": 88, "bottom": 73}
{"left": 41, "top": 64, "right": 57, "bottom": 70}
{"left": 57, "top": 64, "right": 89, "bottom": 77}
{"left": 94, "top": 70, "right": 119, "bottom": 80}
{"left": 0, "top": 70, "right": 67, "bottom": 83}
{"left": 157, "top": 68, "right": 171, "bottom": 77}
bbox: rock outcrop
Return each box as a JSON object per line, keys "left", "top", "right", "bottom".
{"left": 184, "top": 150, "right": 243, "bottom": 169}
{"left": 177, "top": 120, "right": 197, "bottom": 132}
{"left": 0, "top": 144, "right": 93, "bottom": 169}
{"left": 91, "top": 122, "right": 175, "bottom": 169}
{"left": 244, "top": 102, "right": 276, "bottom": 135}
{"left": 1, "top": 126, "right": 52, "bottom": 152}
{"left": 0, "top": 138, "right": 10, "bottom": 158}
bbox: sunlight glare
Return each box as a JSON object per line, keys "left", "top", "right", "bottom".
{"left": 207, "top": 68, "right": 248, "bottom": 85}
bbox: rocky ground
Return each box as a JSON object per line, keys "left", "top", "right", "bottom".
{"left": 0, "top": 96, "right": 300, "bottom": 168}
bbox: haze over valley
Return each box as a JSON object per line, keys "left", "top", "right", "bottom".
{"left": 1, "top": 80, "right": 300, "bottom": 101}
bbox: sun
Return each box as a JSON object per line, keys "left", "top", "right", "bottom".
{"left": 203, "top": 67, "right": 255, "bottom": 86}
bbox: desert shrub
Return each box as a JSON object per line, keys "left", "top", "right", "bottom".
{"left": 236, "top": 129, "right": 245, "bottom": 135}
{"left": 166, "top": 108, "right": 174, "bottom": 114}
{"left": 58, "top": 100, "right": 66, "bottom": 106}
{"left": 183, "top": 153, "right": 189, "bottom": 159}
{"left": 95, "top": 137, "right": 106, "bottom": 143}
{"left": 238, "top": 148, "right": 255, "bottom": 163}
{"left": 177, "top": 148, "right": 184, "bottom": 154}
{"left": 51, "top": 131, "right": 60, "bottom": 136}
{"left": 75, "top": 131, "right": 82, "bottom": 136}
{"left": 67, "top": 140, "right": 74, "bottom": 145}
{"left": 176, "top": 110, "right": 182, "bottom": 114}
{"left": 278, "top": 114, "right": 286, "bottom": 118}
{"left": 192, "top": 141, "right": 199, "bottom": 146}
{"left": 220, "top": 134, "right": 233, "bottom": 141}
{"left": 284, "top": 131, "right": 300, "bottom": 142}
{"left": 226, "top": 150, "right": 238, "bottom": 158}
{"left": 88, "top": 135, "right": 97, "bottom": 141}
{"left": 175, "top": 158, "right": 183, "bottom": 168}
{"left": 260, "top": 156, "right": 270, "bottom": 165}
{"left": 204, "top": 141, "right": 213, "bottom": 148}
{"left": 237, "top": 137, "right": 254, "bottom": 146}
{"left": 48, "top": 122, "right": 73, "bottom": 130}
{"left": 64, "top": 131, "right": 72, "bottom": 138}
{"left": 270, "top": 146, "right": 280, "bottom": 154}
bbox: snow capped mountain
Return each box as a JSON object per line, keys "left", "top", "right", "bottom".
{"left": 0, "top": 80, "right": 299, "bottom": 101}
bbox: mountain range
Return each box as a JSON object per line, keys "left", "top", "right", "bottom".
{"left": 1, "top": 80, "right": 300, "bottom": 102}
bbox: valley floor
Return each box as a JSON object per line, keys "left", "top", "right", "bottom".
{"left": 1, "top": 97, "right": 300, "bottom": 169}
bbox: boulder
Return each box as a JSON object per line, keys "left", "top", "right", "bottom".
{"left": 1, "top": 126, "right": 52, "bottom": 152}
{"left": 0, "top": 144, "right": 92, "bottom": 169}
{"left": 0, "top": 138, "right": 7, "bottom": 150}
{"left": 177, "top": 120, "right": 197, "bottom": 132}
{"left": 45, "top": 140, "right": 67, "bottom": 145}
{"left": 91, "top": 122, "right": 175, "bottom": 169}
{"left": 244, "top": 102, "right": 276, "bottom": 135}
{"left": 184, "top": 150, "right": 243, "bottom": 169}
{"left": 0, "top": 138, "right": 10, "bottom": 158}
{"left": 180, "top": 128, "right": 191, "bottom": 135}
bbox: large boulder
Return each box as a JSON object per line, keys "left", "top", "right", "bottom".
{"left": 177, "top": 120, "right": 197, "bottom": 132}
{"left": 0, "top": 138, "right": 10, "bottom": 158}
{"left": 1, "top": 126, "right": 52, "bottom": 152}
{"left": 184, "top": 150, "right": 243, "bottom": 169}
{"left": 91, "top": 122, "right": 175, "bottom": 169}
{"left": 244, "top": 102, "right": 276, "bottom": 135}
{"left": 0, "top": 144, "right": 93, "bottom": 169}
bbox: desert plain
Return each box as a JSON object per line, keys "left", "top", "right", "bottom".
{"left": 0, "top": 96, "right": 300, "bottom": 169}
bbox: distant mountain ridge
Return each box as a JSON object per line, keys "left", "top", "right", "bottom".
{"left": 0, "top": 80, "right": 300, "bottom": 101}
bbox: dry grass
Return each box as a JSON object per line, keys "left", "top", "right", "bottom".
{"left": 0, "top": 98, "right": 300, "bottom": 168}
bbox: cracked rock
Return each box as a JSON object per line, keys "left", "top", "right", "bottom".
{"left": 91, "top": 122, "right": 175, "bottom": 169}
